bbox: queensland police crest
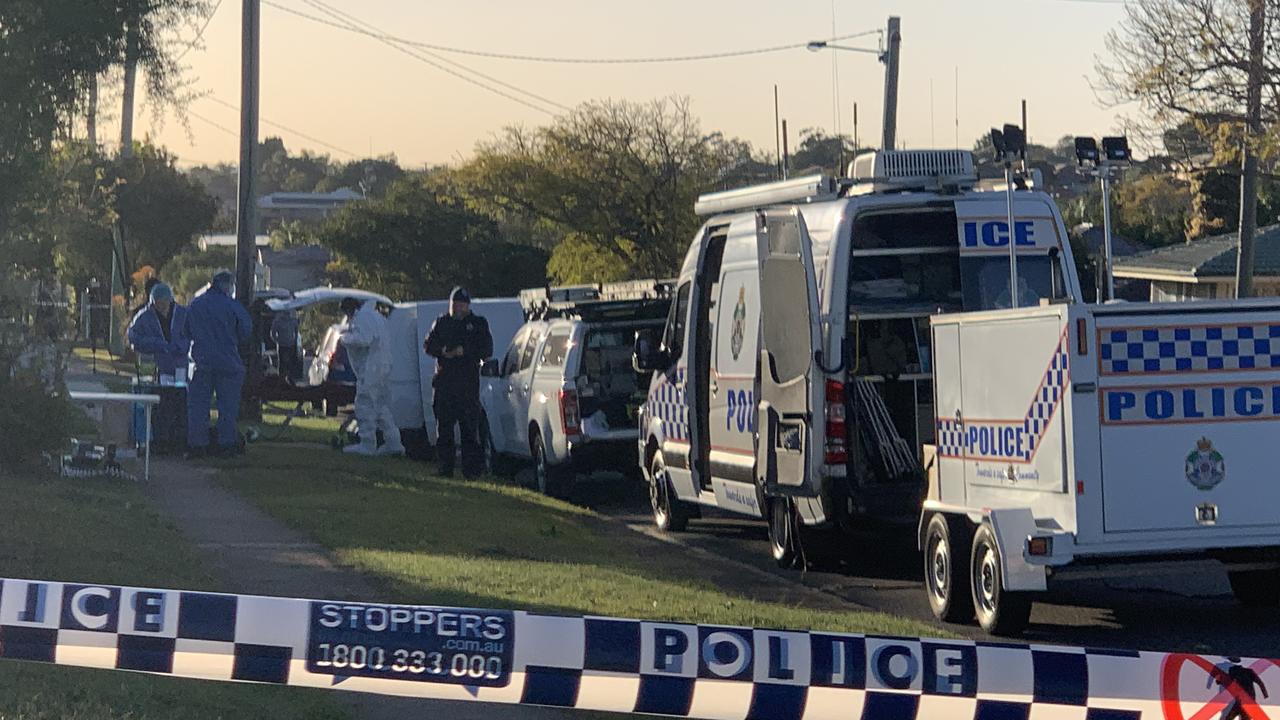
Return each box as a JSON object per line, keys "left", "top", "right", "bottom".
{"left": 1185, "top": 437, "right": 1225, "bottom": 491}
{"left": 730, "top": 286, "right": 746, "bottom": 361}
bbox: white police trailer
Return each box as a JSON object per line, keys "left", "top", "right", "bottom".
{"left": 635, "top": 148, "right": 1280, "bottom": 635}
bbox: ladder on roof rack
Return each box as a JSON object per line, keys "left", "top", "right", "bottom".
{"left": 519, "top": 278, "right": 676, "bottom": 322}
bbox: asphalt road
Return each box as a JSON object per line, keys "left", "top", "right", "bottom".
{"left": 561, "top": 476, "right": 1280, "bottom": 658}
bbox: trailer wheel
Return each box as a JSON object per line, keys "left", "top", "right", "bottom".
{"left": 925, "top": 514, "right": 974, "bottom": 623}
{"left": 1228, "top": 569, "right": 1280, "bottom": 607}
{"left": 970, "top": 524, "right": 1032, "bottom": 636}
{"left": 648, "top": 450, "right": 690, "bottom": 532}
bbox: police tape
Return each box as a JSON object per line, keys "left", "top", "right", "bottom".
{"left": 0, "top": 576, "right": 1275, "bottom": 720}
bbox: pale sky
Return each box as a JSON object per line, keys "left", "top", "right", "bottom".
{"left": 113, "top": 0, "right": 1133, "bottom": 168}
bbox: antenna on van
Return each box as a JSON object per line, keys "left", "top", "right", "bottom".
{"left": 990, "top": 123, "right": 1026, "bottom": 309}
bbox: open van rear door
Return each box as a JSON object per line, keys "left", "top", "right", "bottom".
{"left": 755, "top": 208, "right": 824, "bottom": 496}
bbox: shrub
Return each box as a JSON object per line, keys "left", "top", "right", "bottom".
{"left": 0, "top": 371, "right": 83, "bottom": 468}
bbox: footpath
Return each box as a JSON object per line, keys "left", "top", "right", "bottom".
{"left": 63, "top": 353, "right": 586, "bottom": 720}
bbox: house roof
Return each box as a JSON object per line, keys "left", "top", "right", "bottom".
{"left": 1113, "top": 224, "right": 1280, "bottom": 280}
{"left": 258, "top": 244, "right": 332, "bottom": 266}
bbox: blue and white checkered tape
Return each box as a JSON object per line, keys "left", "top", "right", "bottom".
{"left": 0, "top": 575, "right": 1274, "bottom": 719}
{"left": 1100, "top": 323, "right": 1280, "bottom": 375}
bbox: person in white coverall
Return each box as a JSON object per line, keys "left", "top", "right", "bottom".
{"left": 338, "top": 298, "right": 404, "bottom": 456}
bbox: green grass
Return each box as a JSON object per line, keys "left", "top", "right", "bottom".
{"left": 70, "top": 346, "right": 151, "bottom": 380}
{"left": 0, "top": 469, "right": 347, "bottom": 720}
{"left": 240, "top": 404, "right": 343, "bottom": 446}
{"left": 218, "top": 446, "right": 944, "bottom": 637}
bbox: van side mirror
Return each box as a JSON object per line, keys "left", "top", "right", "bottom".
{"left": 480, "top": 358, "right": 501, "bottom": 377}
{"left": 633, "top": 328, "right": 669, "bottom": 373}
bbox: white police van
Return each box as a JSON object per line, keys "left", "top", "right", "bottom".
{"left": 634, "top": 149, "right": 1280, "bottom": 635}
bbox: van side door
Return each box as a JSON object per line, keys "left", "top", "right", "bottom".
{"left": 754, "top": 208, "right": 824, "bottom": 496}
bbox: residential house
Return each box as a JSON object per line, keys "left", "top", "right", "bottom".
{"left": 1113, "top": 225, "right": 1280, "bottom": 301}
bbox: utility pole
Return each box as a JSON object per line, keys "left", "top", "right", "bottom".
{"left": 120, "top": 24, "right": 138, "bottom": 159}
{"left": 880, "top": 16, "right": 901, "bottom": 151}
{"left": 1236, "top": 0, "right": 1265, "bottom": 298}
{"left": 110, "top": 22, "right": 139, "bottom": 355}
{"left": 774, "top": 85, "right": 783, "bottom": 180}
{"left": 87, "top": 75, "right": 98, "bottom": 148}
{"left": 235, "top": 0, "right": 261, "bottom": 307}
{"left": 781, "top": 119, "right": 790, "bottom": 180}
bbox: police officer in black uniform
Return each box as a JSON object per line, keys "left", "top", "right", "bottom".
{"left": 423, "top": 287, "right": 493, "bottom": 478}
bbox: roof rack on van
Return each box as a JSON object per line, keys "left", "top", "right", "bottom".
{"left": 520, "top": 278, "right": 675, "bottom": 322}
{"left": 692, "top": 150, "right": 987, "bottom": 217}
{"left": 694, "top": 175, "right": 838, "bottom": 217}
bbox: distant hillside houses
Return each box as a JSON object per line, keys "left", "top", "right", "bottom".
{"left": 257, "top": 188, "right": 363, "bottom": 232}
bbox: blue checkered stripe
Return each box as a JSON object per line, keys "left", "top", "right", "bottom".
{"left": 0, "top": 576, "right": 1231, "bottom": 719}
{"left": 936, "top": 334, "right": 1070, "bottom": 462}
{"left": 0, "top": 580, "right": 293, "bottom": 685}
{"left": 1100, "top": 324, "right": 1280, "bottom": 375}
{"left": 527, "top": 622, "right": 1152, "bottom": 720}
{"left": 648, "top": 367, "right": 690, "bottom": 442}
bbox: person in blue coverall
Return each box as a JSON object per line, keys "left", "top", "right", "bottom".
{"left": 126, "top": 282, "right": 189, "bottom": 379}
{"left": 184, "top": 271, "right": 253, "bottom": 457}
{"left": 127, "top": 282, "right": 191, "bottom": 453}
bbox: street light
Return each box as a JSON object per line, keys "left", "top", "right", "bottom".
{"left": 991, "top": 124, "right": 1027, "bottom": 308}
{"left": 806, "top": 16, "right": 901, "bottom": 150}
{"left": 1076, "top": 135, "right": 1131, "bottom": 302}
{"left": 806, "top": 40, "right": 885, "bottom": 60}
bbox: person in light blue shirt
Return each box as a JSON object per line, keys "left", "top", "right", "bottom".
{"left": 184, "top": 271, "right": 253, "bottom": 456}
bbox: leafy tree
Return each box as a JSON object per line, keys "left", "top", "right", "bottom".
{"left": 317, "top": 156, "right": 406, "bottom": 197}
{"left": 459, "top": 97, "right": 754, "bottom": 282}
{"left": 1066, "top": 169, "right": 1193, "bottom": 247}
{"left": 789, "top": 129, "right": 852, "bottom": 177}
{"left": 164, "top": 245, "right": 233, "bottom": 300}
{"left": 317, "top": 174, "right": 547, "bottom": 300}
{"left": 1097, "top": 0, "right": 1279, "bottom": 295}
{"left": 0, "top": 0, "right": 210, "bottom": 241}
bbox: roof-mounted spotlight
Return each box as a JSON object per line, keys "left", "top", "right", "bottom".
{"left": 1101, "top": 136, "right": 1131, "bottom": 163}
{"left": 1074, "top": 137, "right": 1099, "bottom": 167}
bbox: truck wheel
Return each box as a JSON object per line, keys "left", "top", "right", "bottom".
{"left": 649, "top": 451, "right": 690, "bottom": 532}
{"left": 925, "top": 514, "right": 974, "bottom": 623}
{"left": 532, "top": 433, "right": 568, "bottom": 498}
{"left": 970, "top": 524, "right": 1032, "bottom": 636}
{"left": 1228, "top": 569, "right": 1280, "bottom": 607}
{"left": 768, "top": 498, "right": 800, "bottom": 569}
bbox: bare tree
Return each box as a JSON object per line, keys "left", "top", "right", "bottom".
{"left": 1097, "top": 0, "right": 1278, "bottom": 296}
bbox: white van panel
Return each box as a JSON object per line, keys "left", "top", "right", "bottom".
{"left": 389, "top": 298, "right": 524, "bottom": 442}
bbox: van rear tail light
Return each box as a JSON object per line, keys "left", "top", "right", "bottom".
{"left": 1076, "top": 318, "right": 1088, "bottom": 355}
{"left": 824, "top": 379, "right": 847, "bottom": 465}
{"left": 560, "top": 390, "right": 582, "bottom": 438}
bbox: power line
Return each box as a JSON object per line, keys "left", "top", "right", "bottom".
{"left": 263, "top": 0, "right": 880, "bottom": 65}
{"left": 188, "top": 108, "right": 237, "bottom": 136}
{"left": 205, "top": 95, "right": 359, "bottom": 156}
{"left": 298, "top": 0, "right": 566, "bottom": 114}
{"left": 176, "top": 0, "right": 225, "bottom": 61}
